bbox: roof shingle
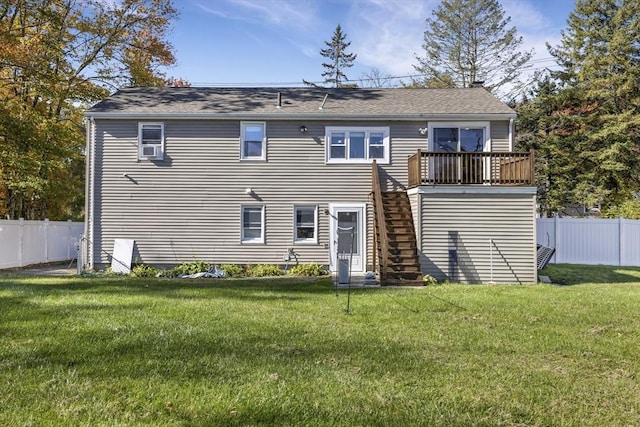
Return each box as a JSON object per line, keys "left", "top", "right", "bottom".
{"left": 87, "top": 86, "right": 515, "bottom": 119}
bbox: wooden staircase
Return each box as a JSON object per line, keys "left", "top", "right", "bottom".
{"left": 372, "top": 162, "right": 423, "bottom": 286}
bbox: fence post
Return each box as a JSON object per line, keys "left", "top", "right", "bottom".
{"left": 554, "top": 215, "right": 560, "bottom": 264}
{"left": 18, "top": 218, "right": 24, "bottom": 267}
{"left": 619, "top": 216, "right": 623, "bottom": 266}
{"left": 44, "top": 218, "right": 50, "bottom": 263}
{"left": 67, "top": 220, "right": 72, "bottom": 259}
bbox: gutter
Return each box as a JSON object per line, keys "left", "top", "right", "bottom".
{"left": 85, "top": 112, "right": 517, "bottom": 121}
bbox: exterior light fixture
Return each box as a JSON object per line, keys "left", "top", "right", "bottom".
{"left": 245, "top": 187, "right": 253, "bottom": 195}
{"left": 418, "top": 127, "right": 428, "bottom": 136}
{"left": 300, "top": 125, "right": 308, "bottom": 133}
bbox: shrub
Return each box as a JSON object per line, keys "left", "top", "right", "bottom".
{"left": 422, "top": 274, "right": 438, "bottom": 285}
{"left": 602, "top": 199, "right": 640, "bottom": 219}
{"left": 131, "top": 263, "right": 160, "bottom": 278}
{"left": 220, "top": 264, "right": 245, "bottom": 277}
{"left": 246, "top": 264, "right": 283, "bottom": 277}
{"left": 287, "top": 263, "right": 326, "bottom": 277}
{"left": 103, "top": 266, "right": 127, "bottom": 276}
{"left": 166, "top": 260, "right": 211, "bottom": 277}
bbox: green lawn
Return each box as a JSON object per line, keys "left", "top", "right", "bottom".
{"left": 1, "top": 265, "right": 639, "bottom": 426}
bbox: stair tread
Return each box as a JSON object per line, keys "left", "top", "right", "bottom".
{"left": 386, "top": 267, "right": 422, "bottom": 273}
{"left": 384, "top": 273, "right": 423, "bottom": 280}
{"left": 375, "top": 192, "right": 421, "bottom": 286}
{"left": 390, "top": 258, "right": 420, "bottom": 267}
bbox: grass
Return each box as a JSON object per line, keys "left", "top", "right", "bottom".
{"left": 1, "top": 265, "right": 639, "bottom": 426}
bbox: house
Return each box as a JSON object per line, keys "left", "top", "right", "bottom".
{"left": 84, "top": 87, "right": 537, "bottom": 284}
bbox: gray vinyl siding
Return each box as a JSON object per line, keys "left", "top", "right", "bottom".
{"left": 416, "top": 190, "right": 536, "bottom": 284}
{"left": 490, "top": 120, "right": 510, "bottom": 152}
{"left": 90, "top": 119, "right": 430, "bottom": 269}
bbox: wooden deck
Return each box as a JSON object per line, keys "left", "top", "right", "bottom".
{"left": 408, "top": 149, "right": 535, "bottom": 187}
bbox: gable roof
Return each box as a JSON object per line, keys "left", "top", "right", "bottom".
{"left": 86, "top": 87, "right": 516, "bottom": 120}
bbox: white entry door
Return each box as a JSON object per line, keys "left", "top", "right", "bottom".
{"left": 329, "top": 203, "right": 366, "bottom": 273}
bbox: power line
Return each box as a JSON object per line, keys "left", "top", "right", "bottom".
{"left": 188, "top": 73, "right": 427, "bottom": 87}
{"left": 185, "top": 57, "right": 561, "bottom": 87}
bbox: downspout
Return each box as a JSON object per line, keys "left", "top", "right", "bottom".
{"left": 84, "top": 116, "right": 95, "bottom": 271}
{"left": 509, "top": 117, "right": 514, "bottom": 151}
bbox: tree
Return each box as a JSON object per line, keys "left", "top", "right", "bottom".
{"left": 523, "top": 0, "right": 640, "bottom": 213}
{"left": 0, "top": 0, "right": 179, "bottom": 220}
{"left": 602, "top": 199, "right": 640, "bottom": 219}
{"left": 359, "top": 68, "right": 398, "bottom": 88}
{"left": 515, "top": 72, "right": 588, "bottom": 215}
{"left": 403, "top": 73, "right": 456, "bottom": 89}
{"left": 412, "top": 0, "right": 532, "bottom": 98}
{"left": 304, "top": 24, "right": 357, "bottom": 88}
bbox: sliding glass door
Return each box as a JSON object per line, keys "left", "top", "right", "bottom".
{"left": 431, "top": 125, "right": 488, "bottom": 184}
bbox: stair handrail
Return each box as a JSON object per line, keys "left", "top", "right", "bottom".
{"left": 408, "top": 149, "right": 421, "bottom": 188}
{"left": 371, "top": 160, "right": 388, "bottom": 283}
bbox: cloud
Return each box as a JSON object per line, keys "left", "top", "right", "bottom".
{"left": 182, "top": 0, "right": 571, "bottom": 87}
{"left": 501, "top": 1, "right": 567, "bottom": 79}
{"left": 194, "top": 0, "right": 318, "bottom": 32}
{"left": 347, "top": 0, "right": 439, "bottom": 77}
{"left": 501, "top": 0, "right": 550, "bottom": 33}
{"left": 345, "top": 0, "right": 570, "bottom": 82}
{"left": 194, "top": 3, "right": 231, "bottom": 19}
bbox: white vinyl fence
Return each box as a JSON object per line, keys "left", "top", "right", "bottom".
{"left": 0, "top": 219, "right": 84, "bottom": 269}
{"left": 537, "top": 217, "right": 640, "bottom": 266}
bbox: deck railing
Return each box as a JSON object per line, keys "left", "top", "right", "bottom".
{"left": 408, "top": 149, "right": 534, "bottom": 187}
{"left": 371, "top": 160, "right": 388, "bottom": 282}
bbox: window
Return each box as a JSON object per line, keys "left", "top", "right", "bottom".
{"left": 294, "top": 205, "right": 318, "bottom": 244}
{"left": 369, "top": 132, "right": 385, "bottom": 159}
{"left": 241, "top": 206, "right": 264, "bottom": 243}
{"left": 428, "top": 122, "right": 491, "bottom": 184}
{"left": 138, "top": 123, "right": 164, "bottom": 160}
{"left": 241, "top": 122, "right": 266, "bottom": 160}
{"left": 325, "top": 127, "right": 390, "bottom": 163}
{"left": 432, "top": 127, "right": 486, "bottom": 153}
{"left": 428, "top": 122, "right": 490, "bottom": 153}
{"left": 330, "top": 133, "right": 346, "bottom": 159}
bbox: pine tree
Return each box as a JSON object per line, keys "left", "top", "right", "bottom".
{"left": 516, "top": 72, "right": 589, "bottom": 215}
{"left": 412, "top": 0, "right": 532, "bottom": 98}
{"left": 305, "top": 25, "right": 357, "bottom": 88}
{"left": 544, "top": 0, "right": 640, "bottom": 210}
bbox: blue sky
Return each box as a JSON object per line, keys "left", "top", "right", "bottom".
{"left": 168, "top": 0, "right": 576, "bottom": 87}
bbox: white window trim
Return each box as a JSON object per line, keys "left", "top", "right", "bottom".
{"left": 293, "top": 205, "right": 318, "bottom": 245}
{"left": 241, "top": 205, "right": 265, "bottom": 244}
{"left": 325, "top": 126, "right": 390, "bottom": 164}
{"left": 138, "top": 122, "right": 165, "bottom": 161}
{"left": 240, "top": 121, "right": 266, "bottom": 161}
{"left": 427, "top": 121, "right": 491, "bottom": 152}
